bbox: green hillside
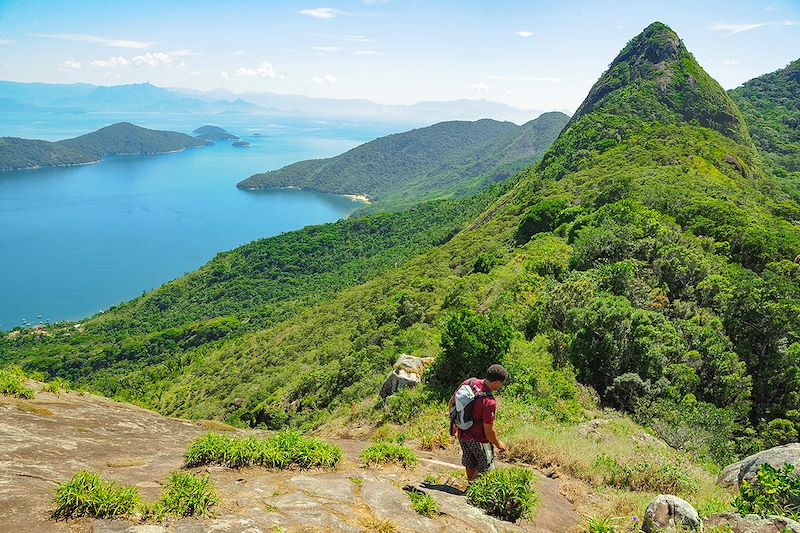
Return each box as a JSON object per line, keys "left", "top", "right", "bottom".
{"left": 237, "top": 113, "right": 569, "bottom": 212}
{"left": 0, "top": 122, "right": 206, "bottom": 171}
{"left": 0, "top": 137, "right": 96, "bottom": 171}
{"left": 3, "top": 24, "right": 799, "bottom": 519}
{"left": 731, "top": 58, "right": 800, "bottom": 200}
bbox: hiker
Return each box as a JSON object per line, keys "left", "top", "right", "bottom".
{"left": 448, "top": 364, "right": 508, "bottom": 481}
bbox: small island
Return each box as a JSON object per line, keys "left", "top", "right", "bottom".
{"left": 232, "top": 141, "right": 250, "bottom": 148}
{"left": 193, "top": 125, "right": 239, "bottom": 141}
{"left": 0, "top": 122, "right": 207, "bottom": 172}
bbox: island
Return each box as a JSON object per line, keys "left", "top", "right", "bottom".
{"left": 193, "top": 125, "right": 239, "bottom": 141}
{"left": 0, "top": 122, "right": 208, "bottom": 171}
{"left": 232, "top": 141, "right": 250, "bottom": 148}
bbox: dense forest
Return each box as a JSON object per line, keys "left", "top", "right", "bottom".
{"left": 2, "top": 22, "right": 799, "bottom": 483}
{"left": 238, "top": 113, "right": 569, "bottom": 212}
{"left": 0, "top": 122, "right": 206, "bottom": 171}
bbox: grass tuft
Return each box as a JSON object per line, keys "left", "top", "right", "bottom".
{"left": 52, "top": 470, "right": 140, "bottom": 520}
{"left": 184, "top": 431, "right": 342, "bottom": 469}
{"left": 148, "top": 472, "right": 218, "bottom": 519}
{"left": 405, "top": 488, "right": 439, "bottom": 517}
{"left": 465, "top": 467, "right": 538, "bottom": 523}
{"left": 359, "top": 442, "right": 418, "bottom": 468}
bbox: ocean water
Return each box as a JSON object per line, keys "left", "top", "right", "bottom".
{"left": 0, "top": 112, "right": 412, "bottom": 329}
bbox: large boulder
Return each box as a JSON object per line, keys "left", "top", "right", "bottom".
{"left": 718, "top": 443, "right": 800, "bottom": 489}
{"left": 379, "top": 355, "right": 433, "bottom": 399}
{"left": 704, "top": 513, "right": 800, "bottom": 533}
{"left": 642, "top": 495, "right": 699, "bottom": 532}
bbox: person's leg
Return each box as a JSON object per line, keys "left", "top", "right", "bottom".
{"left": 466, "top": 467, "right": 477, "bottom": 480}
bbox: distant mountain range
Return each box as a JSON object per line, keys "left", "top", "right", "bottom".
{"left": 238, "top": 112, "right": 569, "bottom": 211}
{"left": 0, "top": 122, "right": 206, "bottom": 171}
{"left": 0, "top": 80, "right": 542, "bottom": 123}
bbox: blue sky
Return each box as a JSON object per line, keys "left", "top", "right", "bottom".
{"left": 0, "top": 0, "right": 797, "bottom": 112}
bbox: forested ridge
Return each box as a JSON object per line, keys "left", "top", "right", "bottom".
{"left": 238, "top": 113, "right": 569, "bottom": 212}
{"left": 2, "top": 22, "right": 799, "bottom": 484}
{"left": 0, "top": 122, "right": 206, "bottom": 171}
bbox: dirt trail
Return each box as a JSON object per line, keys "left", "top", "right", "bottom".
{"left": 0, "top": 385, "right": 578, "bottom": 532}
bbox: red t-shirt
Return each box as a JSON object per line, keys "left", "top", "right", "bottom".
{"left": 457, "top": 378, "right": 497, "bottom": 443}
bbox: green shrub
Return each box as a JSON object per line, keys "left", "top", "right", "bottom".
{"left": 359, "top": 442, "right": 418, "bottom": 468}
{"left": 473, "top": 253, "right": 500, "bottom": 274}
{"left": 760, "top": 418, "right": 799, "bottom": 448}
{"left": 152, "top": 472, "right": 218, "bottom": 518}
{"left": 465, "top": 467, "right": 538, "bottom": 522}
{"left": 431, "top": 309, "right": 513, "bottom": 387}
{"left": 516, "top": 198, "right": 570, "bottom": 244}
{"left": 733, "top": 463, "right": 800, "bottom": 518}
{"left": 0, "top": 366, "right": 36, "bottom": 399}
{"left": 52, "top": 470, "right": 140, "bottom": 520}
{"left": 184, "top": 431, "right": 342, "bottom": 469}
{"left": 44, "top": 377, "right": 70, "bottom": 395}
{"left": 406, "top": 489, "right": 439, "bottom": 517}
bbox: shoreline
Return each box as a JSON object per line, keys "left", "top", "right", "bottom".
{"left": 0, "top": 145, "right": 202, "bottom": 172}
{"left": 240, "top": 184, "right": 372, "bottom": 204}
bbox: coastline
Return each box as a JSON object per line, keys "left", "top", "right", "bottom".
{"left": 0, "top": 145, "right": 200, "bottom": 172}
{"left": 240, "top": 184, "right": 372, "bottom": 204}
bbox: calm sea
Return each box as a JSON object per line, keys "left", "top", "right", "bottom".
{"left": 0, "top": 112, "right": 415, "bottom": 330}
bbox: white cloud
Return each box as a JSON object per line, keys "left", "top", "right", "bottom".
{"left": 221, "top": 71, "right": 230, "bottom": 83}
{"left": 515, "top": 31, "right": 533, "bottom": 38}
{"left": 33, "top": 33, "right": 152, "bottom": 49}
{"left": 784, "top": 20, "right": 800, "bottom": 26}
{"left": 313, "top": 74, "right": 337, "bottom": 84}
{"left": 236, "top": 61, "right": 276, "bottom": 78}
{"left": 468, "top": 83, "right": 489, "bottom": 93}
{"left": 58, "top": 60, "right": 82, "bottom": 71}
{"left": 346, "top": 35, "right": 373, "bottom": 42}
{"left": 353, "top": 50, "right": 380, "bottom": 55}
{"left": 167, "top": 49, "right": 198, "bottom": 57}
{"left": 311, "top": 46, "right": 343, "bottom": 53}
{"left": 710, "top": 22, "right": 769, "bottom": 34}
{"left": 132, "top": 52, "right": 172, "bottom": 66}
{"left": 0, "top": 38, "right": 14, "bottom": 45}
{"left": 91, "top": 56, "right": 130, "bottom": 68}
{"left": 488, "top": 75, "right": 563, "bottom": 82}
{"left": 298, "top": 8, "right": 340, "bottom": 19}
{"left": 362, "top": 0, "right": 391, "bottom": 4}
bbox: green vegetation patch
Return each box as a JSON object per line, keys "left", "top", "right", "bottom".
{"left": 359, "top": 442, "right": 419, "bottom": 468}
{"left": 184, "top": 431, "right": 342, "bottom": 469}
{"left": 0, "top": 365, "right": 36, "bottom": 399}
{"left": 733, "top": 463, "right": 800, "bottom": 519}
{"left": 465, "top": 467, "right": 538, "bottom": 522}
{"left": 405, "top": 488, "right": 439, "bottom": 517}
{"left": 52, "top": 470, "right": 141, "bottom": 520}
{"left": 145, "top": 472, "right": 219, "bottom": 520}
{"left": 52, "top": 470, "right": 217, "bottom": 521}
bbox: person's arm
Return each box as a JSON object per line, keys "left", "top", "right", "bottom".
{"left": 483, "top": 422, "right": 506, "bottom": 452}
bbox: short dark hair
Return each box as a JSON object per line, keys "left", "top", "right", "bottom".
{"left": 486, "top": 364, "right": 508, "bottom": 383}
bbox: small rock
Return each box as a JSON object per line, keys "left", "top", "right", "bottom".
{"left": 642, "top": 495, "right": 699, "bottom": 532}
{"left": 379, "top": 354, "right": 434, "bottom": 399}
{"left": 725, "top": 154, "right": 746, "bottom": 177}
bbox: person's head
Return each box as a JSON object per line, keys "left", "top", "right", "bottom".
{"left": 485, "top": 364, "right": 508, "bottom": 391}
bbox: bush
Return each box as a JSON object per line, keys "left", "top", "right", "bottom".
{"left": 592, "top": 453, "right": 698, "bottom": 493}
{"left": 760, "top": 418, "right": 799, "bottom": 448}
{"left": 431, "top": 309, "right": 513, "bottom": 387}
{"left": 473, "top": 253, "right": 500, "bottom": 274}
{"left": 44, "top": 377, "right": 70, "bottom": 395}
{"left": 359, "top": 442, "right": 418, "bottom": 468}
{"left": 405, "top": 489, "right": 439, "bottom": 517}
{"left": 52, "top": 470, "right": 140, "bottom": 520}
{"left": 515, "top": 198, "right": 570, "bottom": 244}
{"left": 465, "top": 467, "right": 538, "bottom": 522}
{"left": 0, "top": 366, "right": 36, "bottom": 399}
{"left": 184, "top": 431, "right": 342, "bottom": 469}
{"left": 151, "top": 472, "right": 218, "bottom": 519}
{"left": 733, "top": 463, "right": 800, "bottom": 518}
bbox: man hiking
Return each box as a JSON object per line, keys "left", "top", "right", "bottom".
{"left": 448, "top": 364, "right": 508, "bottom": 481}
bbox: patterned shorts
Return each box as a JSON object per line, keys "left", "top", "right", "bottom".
{"left": 459, "top": 438, "right": 494, "bottom": 473}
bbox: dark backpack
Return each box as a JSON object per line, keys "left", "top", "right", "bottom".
{"left": 449, "top": 378, "right": 492, "bottom": 431}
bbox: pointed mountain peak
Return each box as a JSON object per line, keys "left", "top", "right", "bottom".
{"left": 569, "top": 21, "right": 750, "bottom": 144}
